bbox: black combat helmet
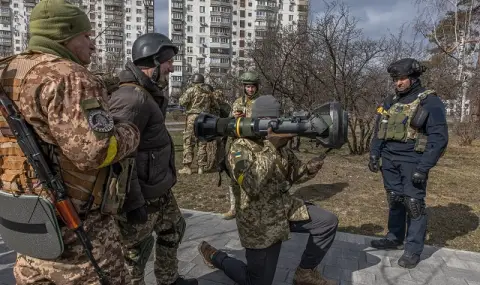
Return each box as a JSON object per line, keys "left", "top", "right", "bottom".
{"left": 192, "top": 73, "right": 204, "bottom": 84}
{"left": 387, "top": 58, "right": 427, "bottom": 79}
{"left": 132, "top": 33, "right": 178, "bottom": 67}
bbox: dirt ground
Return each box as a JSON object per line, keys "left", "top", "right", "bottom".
{"left": 169, "top": 130, "right": 480, "bottom": 253}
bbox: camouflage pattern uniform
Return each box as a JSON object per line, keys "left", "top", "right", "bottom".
{"left": 205, "top": 89, "right": 231, "bottom": 171}
{"left": 4, "top": 52, "right": 140, "bottom": 285}
{"left": 117, "top": 191, "right": 185, "bottom": 285}
{"left": 178, "top": 84, "right": 216, "bottom": 174}
{"left": 222, "top": 93, "right": 259, "bottom": 219}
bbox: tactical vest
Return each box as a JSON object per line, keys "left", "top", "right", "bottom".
{"left": 0, "top": 52, "right": 109, "bottom": 213}
{"left": 377, "top": 90, "right": 435, "bottom": 152}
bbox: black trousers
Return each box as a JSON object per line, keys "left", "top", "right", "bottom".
{"left": 211, "top": 204, "right": 339, "bottom": 285}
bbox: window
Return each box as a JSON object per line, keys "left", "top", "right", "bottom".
{"left": 240, "top": 10, "right": 245, "bottom": 17}
{"left": 187, "top": 26, "right": 193, "bottom": 32}
{"left": 188, "top": 5, "right": 193, "bottom": 11}
{"left": 200, "top": 6, "right": 205, "bottom": 13}
{"left": 136, "top": 17, "right": 142, "bottom": 22}
{"left": 200, "top": 37, "right": 205, "bottom": 44}
{"left": 187, "top": 57, "right": 193, "bottom": 63}
{"left": 200, "top": 47, "right": 205, "bottom": 54}
{"left": 240, "top": 20, "right": 245, "bottom": 28}
{"left": 200, "top": 26, "right": 205, "bottom": 33}
{"left": 126, "top": 16, "right": 131, "bottom": 21}
{"left": 126, "top": 33, "right": 131, "bottom": 38}
{"left": 187, "top": 46, "right": 193, "bottom": 53}
{"left": 289, "top": 15, "right": 293, "bottom": 21}
{"left": 137, "top": 9, "right": 142, "bottom": 13}
{"left": 240, "top": 30, "right": 244, "bottom": 37}
{"left": 239, "top": 40, "right": 244, "bottom": 47}
{"left": 289, "top": 5, "right": 294, "bottom": 12}
{"left": 187, "top": 37, "right": 193, "bottom": 43}
{"left": 239, "top": 50, "right": 244, "bottom": 57}
{"left": 187, "top": 15, "right": 193, "bottom": 22}
{"left": 174, "top": 66, "right": 182, "bottom": 72}
{"left": 200, "top": 16, "right": 205, "bottom": 23}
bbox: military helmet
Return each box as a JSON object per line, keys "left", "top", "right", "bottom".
{"left": 239, "top": 71, "right": 260, "bottom": 85}
{"left": 132, "top": 33, "right": 178, "bottom": 67}
{"left": 387, "top": 58, "right": 427, "bottom": 78}
{"left": 192, "top": 73, "right": 204, "bottom": 84}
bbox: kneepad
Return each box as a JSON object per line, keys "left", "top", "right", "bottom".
{"left": 386, "top": 191, "right": 404, "bottom": 208}
{"left": 404, "top": 197, "right": 426, "bottom": 219}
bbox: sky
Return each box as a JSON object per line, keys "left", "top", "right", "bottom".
{"left": 154, "top": 0, "right": 424, "bottom": 40}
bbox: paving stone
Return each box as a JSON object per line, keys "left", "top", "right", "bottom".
{"left": 2, "top": 209, "right": 480, "bottom": 285}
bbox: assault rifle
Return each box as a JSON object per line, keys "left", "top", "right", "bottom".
{"left": 0, "top": 87, "right": 110, "bottom": 285}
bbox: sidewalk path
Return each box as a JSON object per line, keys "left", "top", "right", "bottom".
{"left": 2, "top": 209, "right": 480, "bottom": 285}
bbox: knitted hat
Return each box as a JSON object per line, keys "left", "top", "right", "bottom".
{"left": 251, "top": 95, "right": 281, "bottom": 118}
{"left": 29, "top": 0, "right": 92, "bottom": 42}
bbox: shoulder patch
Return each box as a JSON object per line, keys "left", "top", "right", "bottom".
{"left": 87, "top": 109, "right": 114, "bottom": 133}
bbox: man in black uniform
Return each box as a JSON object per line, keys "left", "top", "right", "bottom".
{"left": 368, "top": 58, "right": 449, "bottom": 268}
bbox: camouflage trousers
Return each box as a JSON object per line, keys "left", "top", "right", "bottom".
{"left": 14, "top": 210, "right": 126, "bottom": 285}
{"left": 182, "top": 114, "right": 207, "bottom": 168}
{"left": 117, "top": 190, "right": 186, "bottom": 285}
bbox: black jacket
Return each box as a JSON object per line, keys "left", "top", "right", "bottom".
{"left": 109, "top": 62, "right": 177, "bottom": 212}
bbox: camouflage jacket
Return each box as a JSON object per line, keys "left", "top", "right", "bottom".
{"left": 3, "top": 52, "right": 140, "bottom": 171}
{"left": 227, "top": 138, "right": 315, "bottom": 249}
{"left": 212, "top": 90, "right": 231, "bottom": 118}
{"left": 231, "top": 93, "right": 259, "bottom": 117}
{"left": 179, "top": 84, "right": 216, "bottom": 114}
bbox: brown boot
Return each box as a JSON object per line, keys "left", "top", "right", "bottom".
{"left": 293, "top": 267, "right": 338, "bottom": 285}
{"left": 198, "top": 241, "right": 218, "bottom": 269}
{"left": 179, "top": 165, "right": 192, "bottom": 175}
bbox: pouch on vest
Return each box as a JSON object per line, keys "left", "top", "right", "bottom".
{"left": 101, "top": 157, "right": 135, "bottom": 216}
{"left": 0, "top": 191, "right": 64, "bottom": 259}
{"left": 385, "top": 113, "right": 408, "bottom": 141}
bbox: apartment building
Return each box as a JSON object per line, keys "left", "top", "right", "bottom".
{"left": 0, "top": 0, "right": 154, "bottom": 74}
{"left": 168, "top": 0, "right": 308, "bottom": 98}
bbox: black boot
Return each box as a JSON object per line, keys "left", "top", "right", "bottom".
{"left": 370, "top": 238, "right": 404, "bottom": 250}
{"left": 398, "top": 251, "right": 420, "bottom": 269}
{"left": 171, "top": 277, "right": 198, "bottom": 285}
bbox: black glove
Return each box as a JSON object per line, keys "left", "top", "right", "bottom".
{"left": 126, "top": 205, "right": 148, "bottom": 224}
{"left": 412, "top": 171, "right": 427, "bottom": 184}
{"left": 368, "top": 155, "right": 380, "bottom": 173}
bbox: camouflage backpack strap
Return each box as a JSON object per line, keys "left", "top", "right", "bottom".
{"left": 417, "top": 89, "right": 436, "bottom": 102}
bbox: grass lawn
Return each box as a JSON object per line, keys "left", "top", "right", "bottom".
{"left": 169, "top": 130, "right": 480, "bottom": 253}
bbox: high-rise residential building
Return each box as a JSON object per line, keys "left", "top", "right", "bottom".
{"left": 0, "top": 0, "right": 155, "bottom": 74}
{"left": 168, "top": 0, "right": 309, "bottom": 98}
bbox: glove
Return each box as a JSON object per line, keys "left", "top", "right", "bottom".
{"left": 306, "top": 153, "right": 327, "bottom": 174}
{"left": 126, "top": 205, "right": 148, "bottom": 224}
{"left": 412, "top": 171, "right": 427, "bottom": 184}
{"left": 368, "top": 155, "right": 380, "bottom": 173}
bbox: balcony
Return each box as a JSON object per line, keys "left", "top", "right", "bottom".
{"left": 0, "top": 10, "right": 10, "bottom": 17}
{"left": 256, "top": 5, "right": 277, "bottom": 12}
{"left": 210, "top": 22, "right": 231, "bottom": 28}
{"left": 171, "top": 18, "right": 184, "bottom": 24}
{"left": 209, "top": 61, "right": 231, "bottom": 68}
{"left": 104, "top": 0, "right": 122, "bottom": 6}
{"left": 172, "top": 38, "right": 184, "bottom": 44}
{"left": 211, "top": 0, "right": 232, "bottom": 6}
{"left": 172, "top": 6, "right": 184, "bottom": 12}
{"left": 210, "top": 31, "right": 230, "bottom": 37}
{"left": 210, "top": 42, "right": 230, "bottom": 49}
{"left": 210, "top": 11, "right": 231, "bottom": 17}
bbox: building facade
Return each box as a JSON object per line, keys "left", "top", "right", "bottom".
{"left": 0, "top": 0, "right": 154, "bottom": 74}
{"left": 168, "top": 0, "right": 308, "bottom": 99}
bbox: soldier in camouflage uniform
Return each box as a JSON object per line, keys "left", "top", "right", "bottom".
{"left": 198, "top": 95, "right": 339, "bottom": 285}
{"left": 205, "top": 88, "right": 231, "bottom": 171}
{"left": 0, "top": 0, "right": 141, "bottom": 284}
{"left": 222, "top": 71, "right": 260, "bottom": 220}
{"left": 178, "top": 74, "right": 217, "bottom": 175}
{"left": 109, "top": 33, "right": 198, "bottom": 285}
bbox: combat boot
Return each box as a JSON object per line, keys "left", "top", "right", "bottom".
{"left": 293, "top": 267, "right": 338, "bottom": 285}
{"left": 178, "top": 165, "right": 192, "bottom": 175}
{"left": 170, "top": 276, "right": 198, "bottom": 285}
{"left": 398, "top": 251, "right": 420, "bottom": 269}
{"left": 198, "top": 241, "right": 218, "bottom": 269}
{"left": 370, "top": 238, "right": 404, "bottom": 250}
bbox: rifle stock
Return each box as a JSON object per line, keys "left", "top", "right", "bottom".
{"left": 0, "top": 87, "right": 109, "bottom": 284}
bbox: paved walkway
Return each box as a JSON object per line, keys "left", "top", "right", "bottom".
{"left": 1, "top": 209, "right": 480, "bottom": 285}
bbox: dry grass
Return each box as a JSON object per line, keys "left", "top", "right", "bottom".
{"left": 169, "top": 130, "right": 480, "bottom": 252}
